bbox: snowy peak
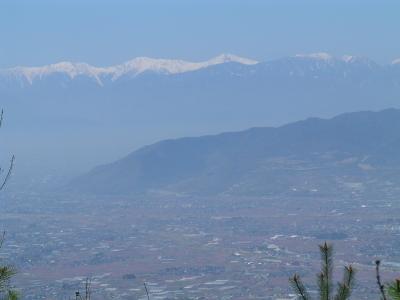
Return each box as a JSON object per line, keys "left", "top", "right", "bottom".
{"left": 2, "top": 54, "right": 259, "bottom": 85}
{"left": 110, "top": 56, "right": 206, "bottom": 77}
{"left": 392, "top": 58, "right": 400, "bottom": 65}
{"left": 295, "top": 52, "right": 334, "bottom": 61}
{"left": 340, "top": 55, "right": 377, "bottom": 67}
{"left": 110, "top": 53, "right": 258, "bottom": 78}
{"left": 6, "top": 62, "right": 109, "bottom": 85}
{"left": 207, "top": 53, "right": 259, "bottom": 65}
{"left": 294, "top": 52, "right": 377, "bottom": 66}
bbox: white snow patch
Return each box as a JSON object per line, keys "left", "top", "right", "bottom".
{"left": 392, "top": 58, "right": 400, "bottom": 65}
{"left": 295, "top": 52, "right": 333, "bottom": 61}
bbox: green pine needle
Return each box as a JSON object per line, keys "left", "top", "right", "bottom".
{"left": 387, "top": 279, "right": 400, "bottom": 300}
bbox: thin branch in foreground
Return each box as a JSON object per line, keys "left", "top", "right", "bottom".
{"left": 289, "top": 274, "right": 310, "bottom": 300}
{"left": 0, "top": 155, "right": 15, "bottom": 191}
{"left": 376, "top": 260, "right": 387, "bottom": 300}
{"left": 0, "top": 109, "right": 3, "bottom": 128}
{"left": 144, "top": 282, "right": 150, "bottom": 300}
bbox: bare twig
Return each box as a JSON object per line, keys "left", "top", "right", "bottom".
{"left": 0, "top": 109, "right": 3, "bottom": 128}
{"left": 0, "top": 155, "right": 15, "bottom": 191}
{"left": 0, "top": 109, "right": 15, "bottom": 191}
{"left": 289, "top": 274, "right": 310, "bottom": 300}
{"left": 376, "top": 260, "right": 387, "bottom": 300}
{"left": 144, "top": 282, "right": 150, "bottom": 300}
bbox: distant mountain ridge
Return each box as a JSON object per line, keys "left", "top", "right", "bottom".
{"left": 0, "top": 53, "right": 258, "bottom": 85}
{"left": 69, "top": 109, "right": 400, "bottom": 197}
{"left": 3, "top": 52, "right": 400, "bottom": 179}
{"left": 2, "top": 52, "right": 400, "bottom": 87}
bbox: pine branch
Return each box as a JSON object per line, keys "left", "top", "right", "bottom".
{"left": 0, "top": 266, "right": 17, "bottom": 291}
{"left": 334, "top": 265, "right": 355, "bottom": 300}
{"left": 289, "top": 274, "right": 311, "bottom": 300}
{"left": 319, "top": 242, "right": 333, "bottom": 300}
{"left": 5, "top": 290, "right": 19, "bottom": 300}
{"left": 317, "top": 272, "right": 328, "bottom": 300}
{"left": 387, "top": 279, "right": 400, "bottom": 300}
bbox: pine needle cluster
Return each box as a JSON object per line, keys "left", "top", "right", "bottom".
{"left": 289, "top": 242, "right": 355, "bottom": 300}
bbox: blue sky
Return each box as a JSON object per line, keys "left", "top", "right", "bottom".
{"left": 0, "top": 0, "right": 399, "bottom": 68}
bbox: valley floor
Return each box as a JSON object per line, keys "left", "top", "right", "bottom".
{"left": 0, "top": 192, "right": 398, "bottom": 299}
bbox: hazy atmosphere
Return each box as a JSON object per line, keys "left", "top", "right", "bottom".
{"left": 1, "top": 1, "right": 400, "bottom": 299}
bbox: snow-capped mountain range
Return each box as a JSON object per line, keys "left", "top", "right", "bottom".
{"left": 3, "top": 52, "right": 400, "bottom": 86}
{"left": 3, "top": 52, "right": 400, "bottom": 180}
{"left": 2, "top": 53, "right": 258, "bottom": 85}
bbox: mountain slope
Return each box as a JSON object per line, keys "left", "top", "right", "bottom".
{"left": 3, "top": 53, "right": 400, "bottom": 180}
{"left": 69, "top": 109, "right": 400, "bottom": 196}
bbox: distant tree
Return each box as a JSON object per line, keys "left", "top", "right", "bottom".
{"left": 289, "top": 242, "right": 355, "bottom": 300}
{"left": 0, "top": 109, "right": 18, "bottom": 300}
